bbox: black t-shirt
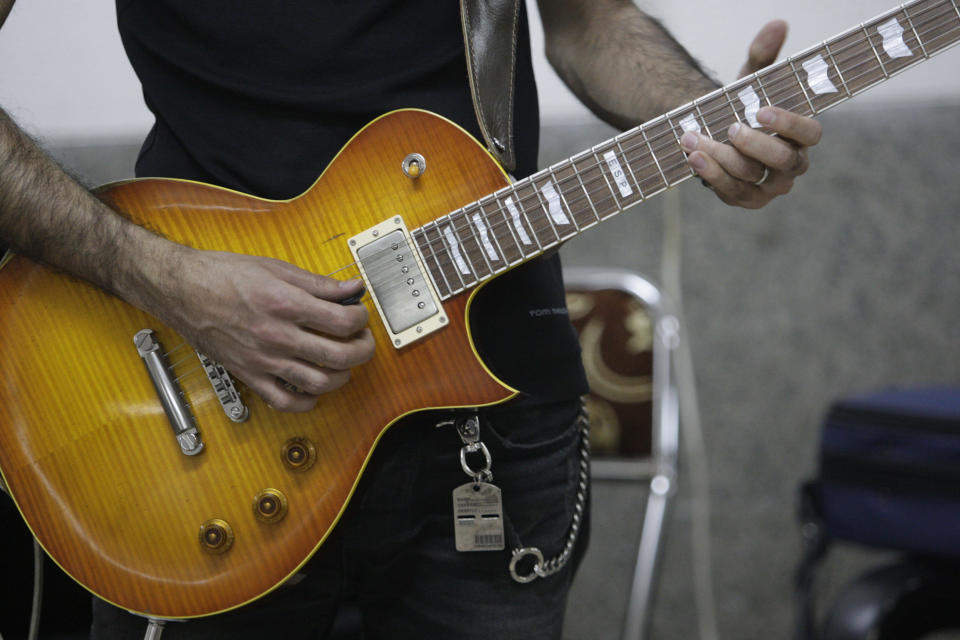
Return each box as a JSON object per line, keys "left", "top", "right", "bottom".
{"left": 116, "top": 0, "right": 587, "bottom": 401}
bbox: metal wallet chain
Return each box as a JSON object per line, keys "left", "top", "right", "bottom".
{"left": 445, "top": 400, "right": 591, "bottom": 584}
{"left": 508, "top": 401, "right": 591, "bottom": 584}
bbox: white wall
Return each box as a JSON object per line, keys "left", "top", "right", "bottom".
{"left": 528, "top": 0, "right": 960, "bottom": 124}
{"left": 0, "top": 1, "right": 149, "bottom": 140}
{"left": 0, "top": 0, "right": 958, "bottom": 141}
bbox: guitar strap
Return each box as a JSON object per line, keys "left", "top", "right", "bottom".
{"left": 460, "top": 0, "right": 523, "bottom": 173}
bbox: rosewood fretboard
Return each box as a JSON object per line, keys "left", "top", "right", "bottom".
{"left": 412, "top": 0, "right": 960, "bottom": 299}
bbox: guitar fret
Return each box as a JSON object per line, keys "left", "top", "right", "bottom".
{"left": 640, "top": 127, "right": 670, "bottom": 190}
{"left": 731, "top": 82, "right": 763, "bottom": 128}
{"left": 546, "top": 161, "right": 598, "bottom": 229}
{"left": 693, "top": 101, "right": 714, "bottom": 138}
{"left": 450, "top": 210, "right": 489, "bottom": 280}
{"left": 752, "top": 74, "right": 774, "bottom": 108}
{"left": 903, "top": 5, "right": 931, "bottom": 57}
{"left": 614, "top": 138, "right": 645, "bottom": 201}
{"left": 528, "top": 179, "right": 565, "bottom": 241}
{"left": 572, "top": 152, "right": 619, "bottom": 219}
{"left": 667, "top": 116, "right": 698, "bottom": 180}
{"left": 646, "top": 118, "right": 693, "bottom": 184}
{"left": 724, "top": 90, "right": 744, "bottom": 125}
{"left": 823, "top": 42, "right": 854, "bottom": 98}
{"left": 799, "top": 47, "right": 849, "bottom": 112}
{"left": 494, "top": 195, "right": 533, "bottom": 260}
{"left": 422, "top": 223, "right": 457, "bottom": 296}
{"left": 546, "top": 166, "right": 583, "bottom": 232}
{"left": 421, "top": 222, "right": 462, "bottom": 295}
{"left": 470, "top": 204, "right": 510, "bottom": 270}
{"left": 769, "top": 59, "right": 816, "bottom": 115}
{"left": 412, "top": 228, "right": 451, "bottom": 299}
{"left": 499, "top": 191, "right": 541, "bottom": 256}
{"left": 590, "top": 147, "right": 624, "bottom": 209}
{"left": 479, "top": 199, "right": 523, "bottom": 264}
{"left": 541, "top": 171, "right": 581, "bottom": 235}
{"left": 696, "top": 91, "right": 741, "bottom": 146}
{"left": 471, "top": 206, "right": 504, "bottom": 273}
{"left": 515, "top": 181, "right": 562, "bottom": 246}
{"left": 861, "top": 25, "right": 891, "bottom": 78}
{"left": 568, "top": 157, "right": 604, "bottom": 222}
{"left": 618, "top": 130, "right": 663, "bottom": 198}
{"left": 461, "top": 207, "right": 497, "bottom": 276}
{"left": 435, "top": 220, "right": 473, "bottom": 290}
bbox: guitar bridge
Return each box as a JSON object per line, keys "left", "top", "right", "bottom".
{"left": 196, "top": 351, "right": 249, "bottom": 422}
{"left": 134, "top": 329, "right": 204, "bottom": 456}
{"left": 349, "top": 217, "right": 446, "bottom": 348}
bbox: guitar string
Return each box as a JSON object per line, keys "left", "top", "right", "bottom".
{"left": 413, "top": 7, "right": 958, "bottom": 284}
{"left": 420, "top": 0, "right": 955, "bottom": 255}
{"left": 151, "top": 3, "right": 955, "bottom": 374}
{"left": 173, "top": 367, "right": 205, "bottom": 385}
{"left": 422, "top": 1, "right": 954, "bottom": 256}
{"left": 258, "top": 2, "right": 954, "bottom": 300}
{"left": 167, "top": 354, "right": 198, "bottom": 370}
{"left": 409, "top": 6, "right": 957, "bottom": 289}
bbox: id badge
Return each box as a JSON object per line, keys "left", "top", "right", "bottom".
{"left": 452, "top": 482, "right": 505, "bottom": 552}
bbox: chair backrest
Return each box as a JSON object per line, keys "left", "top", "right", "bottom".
{"left": 563, "top": 267, "right": 679, "bottom": 482}
{"left": 562, "top": 267, "right": 681, "bottom": 640}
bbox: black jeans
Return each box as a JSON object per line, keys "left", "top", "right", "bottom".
{"left": 91, "top": 397, "right": 589, "bottom": 639}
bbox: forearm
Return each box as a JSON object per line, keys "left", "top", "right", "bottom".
{"left": 539, "top": 0, "right": 719, "bottom": 129}
{"left": 0, "top": 108, "right": 186, "bottom": 314}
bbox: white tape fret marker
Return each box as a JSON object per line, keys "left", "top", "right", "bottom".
{"left": 603, "top": 151, "right": 633, "bottom": 198}
{"left": 504, "top": 197, "right": 533, "bottom": 246}
{"left": 737, "top": 86, "right": 762, "bottom": 128}
{"left": 443, "top": 225, "right": 471, "bottom": 275}
{"left": 878, "top": 18, "right": 913, "bottom": 59}
{"left": 801, "top": 55, "right": 838, "bottom": 95}
{"left": 679, "top": 113, "right": 701, "bottom": 134}
{"left": 538, "top": 180, "right": 570, "bottom": 226}
{"left": 472, "top": 213, "right": 499, "bottom": 262}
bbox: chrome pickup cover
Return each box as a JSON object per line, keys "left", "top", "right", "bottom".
{"left": 350, "top": 218, "right": 446, "bottom": 348}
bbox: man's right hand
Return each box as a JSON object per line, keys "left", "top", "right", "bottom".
{"left": 159, "top": 247, "right": 376, "bottom": 413}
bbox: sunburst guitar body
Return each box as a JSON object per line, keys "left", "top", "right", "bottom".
{"left": 0, "top": 110, "right": 516, "bottom": 619}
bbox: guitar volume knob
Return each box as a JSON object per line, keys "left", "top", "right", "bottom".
{"left": 199, "top": 519, "right": 234, "bottom": 554}
{"left": 281, "top": 437, "right": 316, "bottom": 472}
{"left": 253, "top": 488, "right": 288, "bottom": 524}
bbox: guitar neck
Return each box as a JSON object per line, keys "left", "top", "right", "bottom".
{"left": 412, "top": 0, "right": 960, "bottom": 299}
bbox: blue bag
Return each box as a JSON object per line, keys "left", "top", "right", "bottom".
{"left": 795, "top": 388, "right": 960, "bottom": 640}
{"left": 812, "top": 387, "right": 960, "bottom": 557}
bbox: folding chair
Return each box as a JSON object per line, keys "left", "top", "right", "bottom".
{"left": 563, "top": 267, "right": 680, "bottom": 640}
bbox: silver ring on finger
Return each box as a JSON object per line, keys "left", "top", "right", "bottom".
{"left": 752, "top": 165, "right": 771, "bottom": 186}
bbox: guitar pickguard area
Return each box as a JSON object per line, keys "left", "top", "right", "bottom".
{"left": 350, "top": 217, "right": 447, "bottom": 348}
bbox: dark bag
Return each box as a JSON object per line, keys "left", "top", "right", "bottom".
{"left": 795, "top": 387, "right": 960, "bottom": 640}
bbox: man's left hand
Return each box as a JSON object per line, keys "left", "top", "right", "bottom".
{"left": 681, "top": 20, "right": 823, "bottom": 209}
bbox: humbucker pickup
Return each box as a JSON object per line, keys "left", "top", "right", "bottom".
{"left": 349, "top": 217, "right": 447, "bottom": 348}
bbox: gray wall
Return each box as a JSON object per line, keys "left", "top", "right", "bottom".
{"left": 554, "top": 103, "right": 960, "bottom": 639}
{"left": 42, "top": 102, "right": 960, "bottom": 639}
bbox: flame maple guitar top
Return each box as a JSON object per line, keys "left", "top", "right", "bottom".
{"left": 0, "top": 110, "right": 517, "bottom": 619}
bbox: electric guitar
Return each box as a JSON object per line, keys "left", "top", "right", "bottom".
{"left": 0, "top": 0, "right": 957, "bottom": 620}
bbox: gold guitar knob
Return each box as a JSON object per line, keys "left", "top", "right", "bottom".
{"left": 281, "top": 437, "right": 316, "bottom": 472}
{"left": 199, "top": 519, "right": 234, "bottom": 554}
{"left": 253, "top": 488, "right": 288, "bottom": 524}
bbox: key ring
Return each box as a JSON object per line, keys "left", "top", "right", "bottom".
{"left": 460, "top": 441, "right": 493, "bottom": 483}
{"left": 509, "top": 547, "right": 544, "bottom": 584}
